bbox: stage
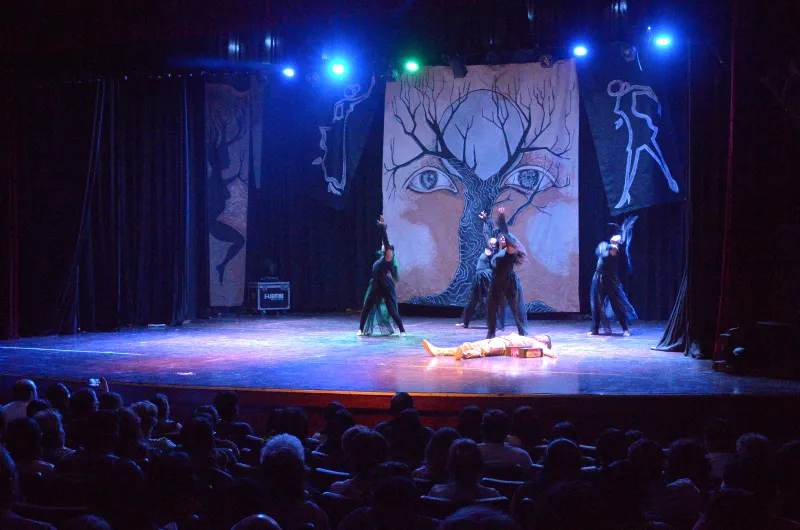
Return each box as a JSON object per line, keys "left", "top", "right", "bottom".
{"left": 1, "top": 315, "right": 798, "bottom": 396}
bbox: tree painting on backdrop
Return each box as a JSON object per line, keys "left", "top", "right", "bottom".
{"left": 382, "top": 61, "right": 580, "bottom": 312}
{"left": 206, "top": 80, "right": 252, "bottom": 307}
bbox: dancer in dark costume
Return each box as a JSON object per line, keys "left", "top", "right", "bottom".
{"left": 358, "top": 216, "right": 406, "bottom": 337}
{"left": 457, "top": 211, "right": 506, "bottom": 330}
{"left": 486, "top": 207, "right": 528, "bottom": 339}
{"left": 589, "top": 216, "right": 638, "bottom": 337}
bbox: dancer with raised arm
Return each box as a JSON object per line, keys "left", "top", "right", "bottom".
{"left": 486, "top": 207, "right": 528, "bottom": 339}
{"left": 422, "top": 333, "right": 555, "bottom": 361}
{"left": 589, "top": 216, "right": 638, "bottom": 337}
{"left": 457, "top": 210, "right": 505, "bottom": 330}
{"left": 358, "top": 216, "right": 406, "bottom": 337}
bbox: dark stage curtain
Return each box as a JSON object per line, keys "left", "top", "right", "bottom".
{"left": 7, "top": 77, "right": 207, "bottom": 336}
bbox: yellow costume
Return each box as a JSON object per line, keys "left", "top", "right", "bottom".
{"left": 422, "top": 333, "right": 555, "bottom": 361}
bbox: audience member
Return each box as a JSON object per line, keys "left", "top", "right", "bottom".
{"left": 330, "top": 430, "right": 388, "bottom": 501}
{"left": 414, "top": 427, "right": 460, "bottom": 484}
{"left": 131, "top": 400, "right": 176, "bottom": 452}
{"left": 0, "top": 447, "right": 56, "bottom": 529}
{"left": 33, "top": 409, "right": 73, "bottom": 464}
{"left": 149, "top": 393, "right": 181, "bottom": 437}
{"left": 311, "top": 401, "right": 346, "bottom": 444}
{"left": 4, "top": 379, "right": 38, "bottom": 422}
{"left": 659, "top": 439, "right": 705, "bottom": 529}
{"left": 479, "top": 410, "right": 532, "bottom": 471}
{"left": 26, "top": 398, "right": 51, "bottom": 418}
{"left": 231, "top": 514, "right": 283, "bottom": 530}
{"left": 506, "top": 406, "right": 543, "bottom": 456}
{"left": 429, "top": 438, "right": 501, "bottom": 502}
{"left": 736, "top": 432, "right": 773, "bottom": 460}
{"left": 456, "top": 406, "right": 483, "bottom": 444}
{"left": 527, "top": 480, "right": 611, "bottom": 530}
{"left": 511, "top": 438, "right": 583, "bottom": 517}
{"left": 437, "top": 505, "right": 517, "bottom": 530}
{"left": 259, "top": 434, "right": 330, "bottom": 530}
{"left": 375, "top": 392, "right": 415, "bottom": 442}
{"left": 317, "top": 409, "right": 355, "bottom": 459}
{"left": 550, "top": 421, "right": 579, "bottom": 444}
{"left": 341, "top": 425, "right": 370, "bottom": 465}
{"left": 214, "top": 391, "right": 255, "bottom": 444}
{"left": 116, "top": 407, "right": 152, "bottom": 461}
{"left": 45, "top": 383, "right": 71, "bottom": 417}
{"left": 595, "top": 428, "right": 628, "bottom": 469}
{"left": 5, "top": 418, "right": 54, "bottom": 500}
{"left": 389, "top": 408, "right": 430, "bottom": 467}
{"left": 97, "top": 392, "right": 123, "bottom": 411}
{"left": 340, "top": 476, "right": 437, "bottom": 530}
{"left": 703, "top": 418, "right": 736, "bottom": 482}
{"left": 776, "top": 440, "right": 800, "bottom": 523}
{"left": 64, "top": 388, "right": 99, "bottom": 448}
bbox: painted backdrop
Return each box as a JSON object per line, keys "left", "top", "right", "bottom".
{"left": 382, "top": 61, "right": 580, "bottom": 312}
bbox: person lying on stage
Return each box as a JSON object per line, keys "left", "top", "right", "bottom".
{"left": 422, "top": 333, "right": 555, "bottom": 361}
{"left": 486, "top": 207, "right": 528, "bottom": 339}
{"left": 358, "top": 215, "right": 407, "bottom": 337}
{"left": 457, "top": 210, "right": 506, "bottom": 330}
{"left": 589, "top": 216, "right": 638, "bottom": 337}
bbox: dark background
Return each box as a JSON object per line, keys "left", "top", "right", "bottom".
{"left": 2, "top": 0, "right": 798, "bottom": 358}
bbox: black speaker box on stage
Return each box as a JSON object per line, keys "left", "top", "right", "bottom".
{"left": 716, "top": 322, "right": 800, "bottom": 380}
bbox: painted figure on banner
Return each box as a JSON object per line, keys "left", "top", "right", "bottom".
{"left": 382, "top": 62, "right": 580, "bottom": 312}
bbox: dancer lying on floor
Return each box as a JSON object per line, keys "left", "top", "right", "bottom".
{"left": 358, "top": 215, "right": 406, "bottom": 337}
{"left": 422, "top": 333, "right": 555, "bottom": 361}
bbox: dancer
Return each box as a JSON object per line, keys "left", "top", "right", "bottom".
{"left": 589, "top": 216, "right": 638, "bottom": 337}
{"left": 486, "top": 207, "right": 528, "bottom": 339}
{"left": 358, "top": 216, "right": 406, "bottom": 337}
{"left": 422, "top": 334, "right": 555, "bottom": 361}
{"left": 457, "top": 211, "right": 505, "bottom": 330}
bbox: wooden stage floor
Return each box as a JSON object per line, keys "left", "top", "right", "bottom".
{"left": 1, "top": 315, "right": 799, "bottom": 397}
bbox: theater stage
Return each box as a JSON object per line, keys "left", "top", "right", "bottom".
{"left": 1, "top": 314, "right": 798, "bottom": 397}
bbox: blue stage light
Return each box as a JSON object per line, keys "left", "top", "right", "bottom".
{"left": 655, "top": 36, "right": 672, "bottom": 47}
{"left": 331, "top": 62, "right": 346, "bottom": 76}
{"left": 282, "top": 67, "right": 295, "bottom": 78}
{"left": 573, "top": 45, "right": 588, "bottom": 57}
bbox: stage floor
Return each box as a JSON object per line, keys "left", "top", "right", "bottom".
{"left": 1, "top": 315, "right": 799, "bottom": 396}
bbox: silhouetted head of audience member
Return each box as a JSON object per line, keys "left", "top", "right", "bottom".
{"left": 61, "top": 515, "right": 113, "bottom": 530}
{"left": 457, "top": 405, "right": 483, "bottom": 443}
{"left": 723, "top": 455, "right": 778, "bottom": 508}
{"left": 424, "top": 427, "right": 460, "bottom": 482}
{"left": 12, "top": 379, "right": 37, "bottom": 403}
{"left": 6, "top": 418, "right": 44, "bottom": 462}
{"left": 598, "top": 459, "right": 647, "bottom": 522}
{"left": 117, "top": 407, "right": 144, "bottom": 445}
{"left": 320, "top": 401, "right": 345, "bottom": 433}
{"left": 214, "top": 391, "right": 241, "bottom": 423}
{"left": 389, "top": 392, "right": 414, "bottom": 418}
{"left": 350, "top": 430, "right": 388, "bottom": 478}
{"left": 342, "top": 425, "right": 370, "bottom": 460}
{"left": 26, "top": 398, "right": 51, "bottom": 418}
{"left": 736, "top": 433, "right": 773, "bottom": 459}
{"left": 322, "top": 409, "right": 356, "bottom": 456}
{"left": 551, "top": 421, "right": 579, "bottom": 444}
{"left": 70, "top": 388, "right": 99, "bottom": 418}
{"left": 438, "top": 505, "right": 517, "bottom": 530}
{"left": 531, "top": 480, "right": 611, "bottom": 530}
{"left": 260, "top": 434, "right": 306, "bottom": 504}
{"left": 449, "top": 438, "right": 484, "bottom": 487}
{"left": 510, "top": 406, "right": 542, "bottom": 447}
{"left": 596, "top": 428, "right": 628, "bottom": 468}
{"left": 481, "top": 410, "right": 510, "bottom": 444}
{"left": 281, "top": 406, "right": 308, "bottom": 441}
{"left": 46, "top": 383, "right": 71, "bottom": 415}
{"left": 372, "top": 476, "right": 419, "bottom": 530}
{"left": 704, "top": 418, "right": 735, "bottom": 454}
{"left": 776, "top": 440, "right": 800, "bottom": 494}
{"left": 542, "top": 438, "right": 582, "bottom": 482}
{"left": 149, "top": 394, "right": 171, "bottom": 420}
{"left": 625, "top": 429, "right": 644, "bottom": 446}
{"left": 98, "top": 392, "right": 123, "bottom": 411}
{"left": 666, "top": 438, "right": 711, "bottom": 488}
{"left": 231, "top": 514, "right": 282, "bottom": 530}
{"left": 701, "top": 488, "right": 763, "bottom": 530}
{"left": 130, "top": 401, "right": 158, "bottom": 439}
{"left": 194, "top": 404, "right": 220, "bottom": 427}
{"left": 390, "top": 408, "right": 427, "bottom": 463}
{"left": 182, "top": 415, "right": 215, "bottom": 460}
{"left": 34, "top": 409, "right": 66, "bottom": 451}
{"left": 628, "top": 439, "right": 664, "bottom": 483}
{"left": 85, "top": 410, "right": 120, "bottom": 454}
{"left": 372, "top": 461, "right": 412, "bottom": 484}
{"left": 0, "top": 447, "right": 19, "bottom": 511}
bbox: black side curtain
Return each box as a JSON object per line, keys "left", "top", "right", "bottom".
{"left": 10, "top": 77, "right": 207, "bottom": 336}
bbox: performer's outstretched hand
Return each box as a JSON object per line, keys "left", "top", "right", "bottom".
{"left": 479, "top": 211, "right": 488, "bottom": 220}
{"left": 497, "top": 207, "right": 506, "bottom": 216}
{"left": 377, "top": 215, "right": 385, "bottom": 226}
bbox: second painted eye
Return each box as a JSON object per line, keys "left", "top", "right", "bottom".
{"left": 404, "top": 167, "right": 458, "bottom": 194}
{"left": 502, "top": 166, "right": 552, "bottom": 194}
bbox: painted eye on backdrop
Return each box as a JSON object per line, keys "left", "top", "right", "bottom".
{"left": 404, "top": 167, "right": 458, "bottom": 194}
{"left": 501, "top": 165, "right": 553, "bottom": 195}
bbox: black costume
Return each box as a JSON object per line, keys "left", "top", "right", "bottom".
{"left": 590, "top": 217, "right": 638, "bottom": 334}
{"left": 359, "top": 223, "right": 405, "bottom": 334}
{"left": 461, "top": 216, "right": 505, "bottom": 329}
{"left": 486, "top": 212, "right": 528, "bottom": 339}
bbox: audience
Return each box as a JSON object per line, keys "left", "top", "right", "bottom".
{"left": 414, "top": 427, "right": 460, "bottom": 484}
{"left": 4, "top": 379, "right": 38, "bottom": 422}
{"left": 429, "top": 438, "right": 501, "bottom": 502}
{"left": 478, "top": 410, "right": 533, "bottom": 472}
{"left": 0, "top": 378, "right": 798, "bottom": 530}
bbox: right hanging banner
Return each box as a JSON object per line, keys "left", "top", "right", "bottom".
{"left": 581, "top": 43, "right": 688, "bottom": 215}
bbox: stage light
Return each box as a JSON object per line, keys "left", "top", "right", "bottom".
{"left": 405, "top": 60, "right": 420, "bottom": 72}
{"left": 331, "top": 62, "right": 346, "bottom": 76}
{"left": 655, "top": 36, "right": 672, "bottom": 47}
{"left": 282, "top": 67, "right": 295, "bottom": 78}
{"left": 573, "top": 45, "right": 588, "bottom": 57}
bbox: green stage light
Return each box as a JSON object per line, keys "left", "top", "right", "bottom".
{"left": 405, "top": 60, "right": 420, "bottom": 72}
